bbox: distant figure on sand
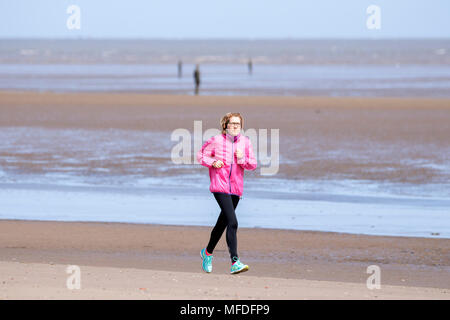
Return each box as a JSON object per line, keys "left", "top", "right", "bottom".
{"left": 193, "top": 64, "right": 201, "bottom": 95}
{"left": 178, "top": 60, "right": 182, "bottom": 78}
{"left": 248, "top": 58, "right": 252, "bottom": 75}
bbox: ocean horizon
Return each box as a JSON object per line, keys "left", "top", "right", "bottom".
{"left": 1, "top": 38, "right": 449, "bottom": 97}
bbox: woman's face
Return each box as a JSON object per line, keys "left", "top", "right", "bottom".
{"left": 226, "top": 116, "right": 241, "bottom": 136}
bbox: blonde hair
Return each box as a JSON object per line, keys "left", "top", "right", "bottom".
{"left": 220, "top": 112, "right": 244, "bottom": 134}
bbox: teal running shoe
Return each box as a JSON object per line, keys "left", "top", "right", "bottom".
{"left": 230, "top": 257, "right": 249, "bottom": 274}
{"left": 200, "top": 248, "right": 213, "bottom": 273}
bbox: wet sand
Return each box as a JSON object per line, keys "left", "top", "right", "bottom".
{"left": 0, "top": 220, "right": 449, "bottom": 299}
{"left": 0, "top": 91, "right": 449, "bottom": 298}
{"left": 1, "top": 90, "right": 449, "bottom": 184}
{"left": 2, "top": 90, "right": 450, "bottom": 135}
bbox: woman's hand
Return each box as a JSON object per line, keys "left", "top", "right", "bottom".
{"left": 235, "top": 149, "right": 244, "bottom": 159}
{"left": 212, "top": 160, "right": 224, "bottom": 168}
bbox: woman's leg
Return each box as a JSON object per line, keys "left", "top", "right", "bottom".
{"left": 206, "top": 209, "right": 227, "bottom": 254}
{"left": 206, "top": 193, "right": 240, "bottom": 262}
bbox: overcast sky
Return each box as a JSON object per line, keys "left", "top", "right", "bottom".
{"left": 1, "top": 0, "right": 449, "bottom": 39}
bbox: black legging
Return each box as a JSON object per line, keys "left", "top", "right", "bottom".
{"left": 206, "top": 192, "right": 240, "bottom": 262}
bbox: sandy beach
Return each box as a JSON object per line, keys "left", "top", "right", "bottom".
{"left": 0, "top": 90, "right": 449, "bottom": 299}
{"left": 0, "top": 220, "right": 449, "bottom": 299}
{"left": 1, "top": 90, "right": 449, "bottom": 184}
{"left": 1, "top": 1, "right": 450, "bottom": 303}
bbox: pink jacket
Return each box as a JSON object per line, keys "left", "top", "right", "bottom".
{"left": 197, "top": 133, "right": 257, "bottom": 196}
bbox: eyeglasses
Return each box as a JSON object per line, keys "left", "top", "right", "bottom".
{"left": 227, "top": 122, "right": 241, "bottom": 128}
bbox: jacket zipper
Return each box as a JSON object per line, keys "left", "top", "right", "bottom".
{"left": 229, "top": 138, "right": 234, "bottom": 193}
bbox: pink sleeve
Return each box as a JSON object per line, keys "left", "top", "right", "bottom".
{"left": 197, "top": 136, "right": 216, "bottom": 168}
{"left": 238, "top": 137, "right": 257, "bottom": 171}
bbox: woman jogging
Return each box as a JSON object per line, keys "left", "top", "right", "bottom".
{"left": 197, "top": 112, "right": 257, "bottom": 274}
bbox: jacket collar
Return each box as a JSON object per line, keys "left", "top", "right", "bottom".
{"left": 224, "top": 132, "right": 241, "bottom": 142}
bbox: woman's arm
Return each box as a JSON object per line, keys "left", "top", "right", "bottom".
{"left": 197, "top": 136, "right": 216, "bottom": 168}
{"left": 237, "top": 137, "right": 257, "bottom": 171}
